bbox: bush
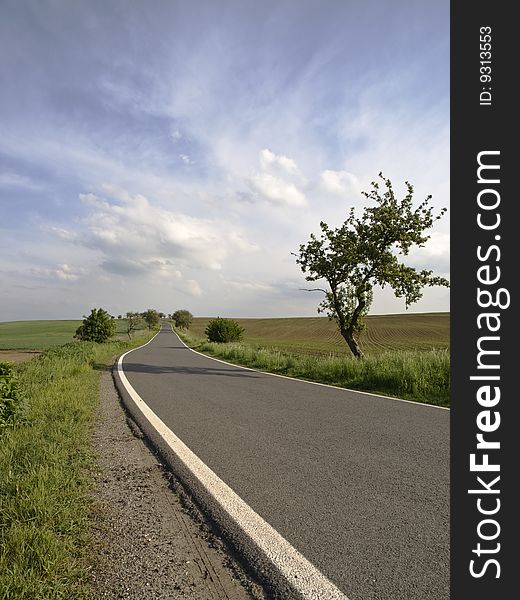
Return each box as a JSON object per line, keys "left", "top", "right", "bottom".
{"left": 205, "top": 317, "right": 245, "bottom": 343}
{"left": 172, "top": 309, "right": 193, "bottom": 329}
{"left": 74, "top": 308, "right": 116, "bottom": 343}
{"left": 0, "top": 362, "right": 28, "bottom": 428}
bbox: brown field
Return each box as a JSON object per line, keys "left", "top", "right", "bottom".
{"left": 0, "top": 350, "right": 41, "bottom": 364}
{"left": 188, "top": 312, "right": 450, "bottom": 357}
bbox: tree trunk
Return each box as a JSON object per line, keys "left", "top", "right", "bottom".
{"left": 330, "top": 283, "right": 365, "bottom": 359}
{"left": 341, "top": 328, "right": 364, "bottom": 359}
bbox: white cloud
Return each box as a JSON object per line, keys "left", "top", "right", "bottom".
{"left": 251, "top": 172, "right": 307, "bottom": 207}
{"left": 55, "top": 264, "right": 85, "bottom": 281}
{"left": 259, "top": 148, "right": 299, "bottom": 175}
{"left": 72, "top": 188, "right": 255, "bottom": 277}
{"left": 248, "top": 149, "right": 307, "bottom": 208}
{"left": 320, "top": 170, "right": 360, "bottom": 195}
{"left": 43, "top": 226, "right": 78, "bottom": 242}
{"left": 30, "top": 263, "right": 86, "bottom": 281}
{"left": 407, "top": 232, "right": 450, "bottom": 273}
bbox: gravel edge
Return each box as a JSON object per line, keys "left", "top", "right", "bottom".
{"left": 87, "top": 367, "right": 267, "bottom": 600}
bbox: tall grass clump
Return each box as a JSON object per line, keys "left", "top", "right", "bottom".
{"left": 177, "top": 330, "right": 449, "bottom": 406}
{"left": 0, "top": 362, "right": 29, "bottom": 429}
{"left": 0, "top": 335, "right": 151, "bottom": 599}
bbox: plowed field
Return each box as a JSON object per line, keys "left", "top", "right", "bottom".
{"left": 189, "top": 313, "right": 449, "bottom": 356}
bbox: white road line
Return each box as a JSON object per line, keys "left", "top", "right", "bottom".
{"left": 170, "top": 324, "right": 450, "bottom": 411}
{"left": 117, "top": 331, "right": 349, "bottom": 600}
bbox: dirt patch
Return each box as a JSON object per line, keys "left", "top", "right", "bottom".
{"left": 0, "top": 350, "right": 41, "bottom": 363}
{"left": 88, "top": 369, "right": 266, "bottom": 599}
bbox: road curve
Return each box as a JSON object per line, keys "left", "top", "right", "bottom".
{"left": 116, "top": 325, "right": 449, "bottom": 600}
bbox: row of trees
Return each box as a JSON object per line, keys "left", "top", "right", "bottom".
{"left": 74, "top": 308, "right": 164, "bottom": 343}
{"left": 73, "top": 307, "right": 246, "bottom": 346}
{"left": 124, "top": 309, "right": 163, "bottom": 337}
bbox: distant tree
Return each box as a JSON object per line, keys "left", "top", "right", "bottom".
{"left": 294, "top": 173, "right": 450, "bottom": 359}
{"left": 125, "top": 311, "right": 142, "bottom": 339}
{"left": 117, "top": 314, "right": 122, "bottom": 319}
{"left": 205, "top": 317, "right": 244, "bottom": 343}
{"left": 74, "top": 308, "right": 117, "bottom": 343}
{"left": 142, "top": 309, "right": 161, "bottom": 331}
{"left": 172, "top": 309, "right": 193, "bottom": 329}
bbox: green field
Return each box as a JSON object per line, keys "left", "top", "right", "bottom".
{"left": 189, "top": 312, "right": 450, "bottom": 356}
{"left": 0, "top": 320, "right": 81, "bottom": 350}
{"left": 0, "top": 319, "right": 147, "bottom": 351}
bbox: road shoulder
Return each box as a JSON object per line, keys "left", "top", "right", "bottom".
{"left": 87, "top": 368, "right": 265, "bottom": 600}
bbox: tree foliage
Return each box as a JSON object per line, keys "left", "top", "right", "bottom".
{"left": 172, "top": 309, "right": 193, "bottom": 329}
{"left": 142, "top": 308, "right": 161, "bottom": 330}
{"left": 205, "top": 317, "right": 245, "bottom": 343}
{"left": 295, "top": 173, "right": 449, "bottom": 358}
{"left": 74, "top": 308, "right": 116, "bottom": 343}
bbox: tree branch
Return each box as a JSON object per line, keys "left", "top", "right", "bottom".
{"left": 299, "top": 288, "right": 328, "bottom": 294}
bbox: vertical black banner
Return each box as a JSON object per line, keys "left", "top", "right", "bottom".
{"left": 451, "top": 2, "right": 517, "bottom": 599}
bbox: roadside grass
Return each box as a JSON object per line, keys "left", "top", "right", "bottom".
{"left": 0, "top": 333, "right": 152, "bottom": 599}
{"left": 0, "top": 319, "right": 148, "bottom": 351}
{"left": 176, "top": 330, "right": 450, "bottom": 407}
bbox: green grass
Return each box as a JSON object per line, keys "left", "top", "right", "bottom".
{"left": 177, "top": 329, "right": 450, "bottom": 407}
{"left": 189, "top": 313, "right": 450, "bottom": 357}
{"left": 0, "top": 319, "right": 148, "bottom": 351}
{"left": 0, "top": 333, "right": 152, "bottom": 599}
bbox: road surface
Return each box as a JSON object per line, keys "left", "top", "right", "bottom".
{"left": 118, "top": 325, "right": 449, "bottom": 600}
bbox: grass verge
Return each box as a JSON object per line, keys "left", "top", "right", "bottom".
{"left": 0, "top": 333, "right": 152, "bottom": 599}
{"left": 176, "top": 329, "right": 450, "bottom": 407}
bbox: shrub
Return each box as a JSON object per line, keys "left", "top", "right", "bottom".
{"left": 172, "top": 309, "right": 193, "bottom": 329}
{"left": 205, "top": 317, "right": 245, "bottom": 343}
{"left": 74, "top": 308, "right": 116, "bottom": 343}
{"left": 0, "top": 362, "right": 28, "bottom": 428}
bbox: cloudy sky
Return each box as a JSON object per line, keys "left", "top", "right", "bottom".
{"left": 0, "top": 0, "right": 449, "bottom": 321}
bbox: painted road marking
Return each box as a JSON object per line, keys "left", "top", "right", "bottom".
{"left": 118, "top": 331, "right": 349, "bottom": 600}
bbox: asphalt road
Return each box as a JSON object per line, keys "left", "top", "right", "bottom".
{"left": 120, "top": 325, "right": 449, "bottom": 600}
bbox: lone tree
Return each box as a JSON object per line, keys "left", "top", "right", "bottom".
{"left": 74, "top": 308, "right": 116, "bottom": 343}
{"left": 142, "top": 308, "right": 161, "bottom": 331}
{"left": 172, "top": 309, "right": 193, "bottom": 330}
{"left": 294, "top": 173, "right": 449, "bottom": 359}
{"left": 125, "top": 311, "right": 142, "bottom": 339}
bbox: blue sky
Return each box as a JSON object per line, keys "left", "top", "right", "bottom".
{"left": 0, "top": 0, "right": 449, "bottom": 320}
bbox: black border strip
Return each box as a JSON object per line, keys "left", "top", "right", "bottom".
{"left": 451, "top": 2, "right": 515, "bottom": 598}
